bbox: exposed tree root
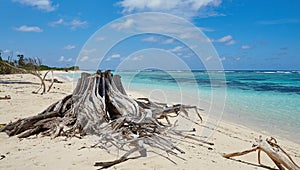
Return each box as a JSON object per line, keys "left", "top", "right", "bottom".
{"left": 0, "top": 70, "right": 207, "bottom": 168}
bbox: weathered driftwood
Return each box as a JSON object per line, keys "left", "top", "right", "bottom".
{"left": 223, "top": 136, "right": 300, "bottom": 170}
{"left": 0, "top": 95, "right": 11, "bottom": 100}
{"left": 0, "top": 70, "right": 206, "bottom": 168}
{"left": 0, "top": 60, "right": 56, "bottom": 94}
{"left": 32, "top": 70, "right": 56, "bottom": 94}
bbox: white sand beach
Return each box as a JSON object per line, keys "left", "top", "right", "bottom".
{"left": 0, "top": 73, "right": 299, "bottom": 170}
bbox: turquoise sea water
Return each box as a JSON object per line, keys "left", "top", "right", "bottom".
{"left": 60, "top": 70, "right": 300, "bottom": 143}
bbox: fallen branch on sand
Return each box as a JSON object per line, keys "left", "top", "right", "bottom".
{"left": 0, "top": 60, "right": 57, "bottom": 94}
{"left": 0, "top": 95, "right": 11, "bottom": 100}
{"left": 0, "top": 70, "right": 207, "bottom": 168}
{"left": 223, "top": 136, "right": 300, "bottom": 170}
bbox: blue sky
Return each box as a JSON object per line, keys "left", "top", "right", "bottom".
{"left": 0, "top": 0, "right": 299, "bottom": 70}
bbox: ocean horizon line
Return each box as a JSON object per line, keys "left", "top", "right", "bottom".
{"left": 75, "top": 69, "right": 300, "bottom": 73}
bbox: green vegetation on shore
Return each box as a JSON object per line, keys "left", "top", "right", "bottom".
{"left": 0, "top": 54, "right": 79, "bottom": 74}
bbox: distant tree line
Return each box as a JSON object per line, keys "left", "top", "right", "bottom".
{"left": 0, "top": 52, "right": 79, "bottom": 74}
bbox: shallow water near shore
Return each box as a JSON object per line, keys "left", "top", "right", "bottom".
{"left": 60, "top": 70, "right": 300, "bottom": 143}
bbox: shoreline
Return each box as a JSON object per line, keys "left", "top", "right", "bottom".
{"left": 35, "top": 70, "right": 300, "bottom": 143}
{"left": 0, "top": 73, "right": 299, "bottom": 169}
{"left": 40, "top": 70, "right": 300, "bottom": 144}
{"left": 126, "top": 84, "right": 300, "bottom": 145}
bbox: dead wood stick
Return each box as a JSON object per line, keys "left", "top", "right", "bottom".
{"left": 259, "top": 139, "right": 300, "bottom": 170}
{"left": 0, "top": 95, "right": 11, "bottom": 100}
{"left": 223, "top": 137, "right": 300, "bottom": 170}
{"left": 94, "top": 147, "right": 141, "bottom": 169}
{"left": 223, "top": 147, "right": 258, "bottom": 158}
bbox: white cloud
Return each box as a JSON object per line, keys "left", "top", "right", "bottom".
{"left": 49, "top": 18, "right": 88, "bottom": 30}
{"left": 142, "top": 36, "right": 175, "bottom": 44}
{"left": 122, "top": 55, "right": 144, "bottom": 61}
{"left": 110, "top": 14, "right": 212, "bottom": 42}
{"left": 81, "top": 49, "right": 96, "bottom": 55}
{"left": 16, "top": 51, "right": 23, "bottom": 55}
{"left": 216, "top": 35, "right": 232, "bottom": 43}
{"left": 205, "top": 55, "right": 213, "bottom": 61}
{"left": 179, "top": 32, "right": 194, "bottom": 39}
{"left": 13, "top": 0, "right": 57, "bottom": 12}
{"left": 220, "top": 57, "right": 226, "bottom": 61}
{"left": 177, "top": 52, "right": 183, "bottom": 56}
{"left": 241, "top": 45, "right": 251, "bottom": 49}
{"left": 59, "top": 56, "right": 65, "bottom": 61}
{"left": 49, "top": 18, "right": 64, "bottom": 26}
{"left": 118, "top": 0, "right": 222, "bottom": 19}
{"left": 112, "top": 54, "right": 121, "bottom": 58}
{"left": 3, "top": 49, "right": 11, "bottom": 53}
{"left": 95, "top": 36, "right": 105, "bottom": 41}
{"left": 131, "top": 55, "right": 143, "bottom": 61}
{"left": 162, "top": 38, "right": 174, "bottom": 44}
{"left": 142, "top": 36, "right": 158, "bottom": 42}
{"left": 190, "top": 45, "right": 198, "bottom": 49}
{"left": 63, "top": 45, "right": 76, "bottom": 50}
{"left": 214, "top": 35, "right": 236, "bottom": 45}
{"left": 59, "top": 56, "right": 72, "bottom": 62}
{"left": 106, "top": 54, "right": 121, "bottom": 61}
{"left": 70, "top": 19, "right": 88, "bottom": 29}
{"left": 199, "top": 27, "right": 215, "bottom": 32}
{"left": 79, "top": 56, "right": 89, "bottom": 62}
{"left": 235, "top": 57, "right": 240, "bottom": 61}
{"left": 14, "top": 25, "right": 43, "bottom": 32}
{"left": 169, "top": 46, "right": 184, "bottom": 52}
{"left": 111, "top": 18, "right": 134, "bottom": 30}
{"left": 225, "top": 40, "right": 236, "bottom": 45}
{"left": 183, "top": 55, "right": 192, "bottom": 58}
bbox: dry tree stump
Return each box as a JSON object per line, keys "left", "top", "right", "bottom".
{"left": 0, "top": 70, "right": 206, "bottom": 168}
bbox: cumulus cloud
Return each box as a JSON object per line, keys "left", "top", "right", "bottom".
{"left": 199, "top": 27, "right": 215, "bottom": 32}
{"left": 123, "top": 55, "right": 144, "bottom": 61}
{"left": 131, "top": 55, "right": 143, "bottom": 61}
{"left": 241, "top": 45, "right": 251, "bottom": 49}
{"left": 79, "top": 56, "right": 89, "bottom": 62}
{"left": 162, "top": 38, "right": 174, "bottom": 44}
{"left": 48, "top": 18, "right": 64, "bottom": 26}
{"left": 142, "top": 36, "right": 175, "bottom": 44}
{"left": 3, "top": 49, "right": 11, "bottom": 53}
{"left": 110, "top": 13, "right": 214, "bottom": 42}
{"left": 48, "top": 18, "right": 88, "bottom": 30}
{"left": 225, "top": 40, "right": 236, "bottom": 45}
{"left": 13, "top": 0, "right": 57, "bottom": 12}
{"left": 70, "top": 19, "right": 88, "bottom": 29}
{"left": 216, "top": 35, "right": 232, "bottom": 43}
{"left": 214, "top": 35, "right": 236, "bottom": 45}
{"left": 95, "top": 36, "right": 105, "bottom": 41}
{"left": 106, "top": 54, "right": 121, "bottom": 61}
{"left": 205, "top": 55, "right": 213, "bottom": 61}
{"left": 111, "top": 18, "right": 134, "bottom": 30}
{"left": 169, "top": 46, "right": 184, "bottom": 52}
{"left": 59, "top": 56, "right": 72, "bottom": 62}
{"left": 142, "top": 36, "right": 158, "bottom": 42}
{"left": 220, "top": 57, "right": 226, "bottom": 61}
{"left": 81, "top": 49, "right": 96, "bottom": 55}
{"left": 118, "top": 0, "right": 222, "bottom": 19}
{"left": 14, "top": 25, "right": 43, "bottom": 32}
{"left": 63, "top": 45, "right": 75, "bottom": 50}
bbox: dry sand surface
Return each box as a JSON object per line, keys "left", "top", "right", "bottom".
{"left": 0, "top": 73, "right": 299, "bottom": 170}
